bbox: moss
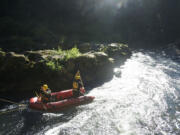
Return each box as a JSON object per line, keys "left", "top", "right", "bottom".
{"left": 101, "top": 43, "right": 129, "bottom": 56}
{"left": 54, "top": 47, "right": 81, "bottom": 60}
{"left": 46, "top": 60, "right": 63, "bottom": 71}
{"left": 64, "top": 47, "right": 81, "bottom": 60}
{"left": 121, "top": 52, "right": 127, "bottom": 56}
{"left": 45, "top": 47, "right": 80, "bottom": 71}
{"left": 0, "top": 50, "right": 5, "bottom": 57}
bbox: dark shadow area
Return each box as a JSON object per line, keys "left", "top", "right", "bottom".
{"left": 0, "top": 0, "right": 180, "bottom": 51}
{"left": 19, "top": 107, "right": 78, "bottom": 135}
{"left": 0, "top": 91, "right": 33, "bottom": 109}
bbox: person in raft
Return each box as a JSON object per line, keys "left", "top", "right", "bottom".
{"left": 72, "top": 70, "right": 85, "bottom": 97}
{"left": 39, "top": 84, "right": 51, "bottom": 103}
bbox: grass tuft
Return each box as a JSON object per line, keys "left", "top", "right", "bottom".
{"left": 46, "top": 47, "right": 81, "bottom": 71}
{"left": 56, "top": 47, "right": 81, "bottom": 61}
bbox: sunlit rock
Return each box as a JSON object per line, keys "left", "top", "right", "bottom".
{"left": 74, "top": 52, "right": 114, "bottom": 84}
{"left": 0, "top": 50, "right": 6, "bottom": 64}
{"left": 102, "top": 43, "right": 132, "bottom": 65}
{"left": 114, "top": 68, "right": 121, "bottom": 78}
{"left": 25, "top": 51, "right": 44, "bottom": 61}
{"left": 0, "top": 50, "right": 116, "bottom": 94}
{"left": 0, "top": 43, "right": 132, "bottom": 94}
{"left": 77, "top": 42, "right": 91, "bottom": 53}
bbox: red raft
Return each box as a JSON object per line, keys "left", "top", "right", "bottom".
{"left": 29, "top": 89, "right": 95, "bottom": 112}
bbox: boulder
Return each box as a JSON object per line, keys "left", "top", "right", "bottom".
{"left": 77, "top": 42, "right": 91, "bottom": 53}
{"left": 102, "top": 43, "right": 132, "bottom": 64}
{"left": 0, "top": 50, "right": 6, "bottom": 64}
{"left": 25, "top": 50, "right": 61, "bottom": 62}
{"left": 0, "top": 51, "right": 32, "bottom": 93}
{"left": 90, "top": 43, "right": 105, "bottom": 52}
{"left": 72, "top": 52, "right": 114, "bottom": 85}
{"left": 2, "top": 52, "right": 29, "bottom": 71}
{"left": 0, "top": 50, "right": 6, "bottom": 57}
{"left": 25, "top": 51, "right": 44, "bottom": 62}
{"left": 0, "top": 50, "right": 114, "bottom": 93}
{"left": 114, "top": 68, "right": 122, "bottom": 78}
{"left": 0, "top": 44, "right": 131, "bottom": 95}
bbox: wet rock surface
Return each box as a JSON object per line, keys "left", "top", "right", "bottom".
{"left": 0, "top": 43, "right": 132, "bottom": 96}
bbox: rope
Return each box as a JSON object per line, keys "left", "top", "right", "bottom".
{"left": 0, "top": 105, "right": 27, "bottom": 115}
{"left": 0, "top": 98, "right": 27, "bottom": 107}
{"left": 0, "top": 108, "right": 19, "bottom": 115}
{"left": 77, "top": 70, "right": 84, "bottom": 88}
{"left": 79, "top": 72, "right": 84, "bottom": 88}
{"left": 78, "top": 70, "right": 85, "bottom": 96}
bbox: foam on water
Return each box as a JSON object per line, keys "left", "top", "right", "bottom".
{"left": 40, "top": 51, "right": 180, "bottom": 135}
{"left": 1, "top": 50, "right": 180, "bottom": 135}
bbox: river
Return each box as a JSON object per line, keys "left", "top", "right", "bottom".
{"left": 1, "top": 48, "right": 180, "bottom": 135}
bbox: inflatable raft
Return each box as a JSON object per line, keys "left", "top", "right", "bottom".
{"left": 29, "top": 89, "right": 95, "bottom": 112}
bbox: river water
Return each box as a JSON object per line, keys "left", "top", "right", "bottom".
{"left": 1, "top": 49, "right": 180, "bottom": 135}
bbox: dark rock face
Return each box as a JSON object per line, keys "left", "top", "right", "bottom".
{"left": 114, "top": 68, "right": 122, "bottom": 78}
{"left": 77, "top": 43, "right": 92, "bottom": 53}
{"left": 0, "top": 43, "right": 131, "bottom": 95}
{"left": 73, "top": 52, "right": 114, "bottom": 85}
{"left": 0, "top": 51, "right": 33, "bottom": 93}
{"left": 25, "top": 51, "right": 44, "bottom": 62}
{"left": 102, "top": 43, "right": 132, "bottom": 65}
{"left": 0, "top": 50, "right": 114, "bottom": 94}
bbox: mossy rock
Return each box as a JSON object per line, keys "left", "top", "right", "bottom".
{"left": 0, "top": 51, "right": 6, "bottom": 65}
{"left": 102, "top": 43, "right": 131, "bottom": 64}
{"left": 25, "top": 51, "right": 44, "bottom": 62}
{"left": 0, "top": 50, "right": 6, "bottom": 57}
{"left": 77, "top": 42, "right": 91, "bottom": 53}
{"left": 1, "top": 52, "right": 30, "bottom": 72}
{"left": 0, "top": 46, "right": 131, "bottom": 95}
{"left": 72, "top": 52, "right": 114, "bottom": 84}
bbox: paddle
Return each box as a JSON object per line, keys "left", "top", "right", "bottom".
{"left": 77, "top": 70, "right": 85, "bottom": 96}
{"left": 34, "top": 91, "right": 47, "bottom": 110}
{"left": 0, "top": 98, "right": 27, "bottom": 108}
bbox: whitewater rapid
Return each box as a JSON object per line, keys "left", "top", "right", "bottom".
{"left": 40, "top": 51, "right": 180, "bottom": 135}
{"left": 1, "top": 50, "right": 180, "bottom": 135}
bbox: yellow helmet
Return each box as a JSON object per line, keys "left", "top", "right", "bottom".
{"left": 75, "top": 70, "right": 81, "bottom": 80}
{"left": 42, "top": 84, "right": 48, "bottom": 90}
{"left": 75, "top": 75, "right": 80, "bottom": 80}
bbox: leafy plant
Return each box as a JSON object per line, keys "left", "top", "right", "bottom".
{"left": 64, "top": 47, "right": 81, "bottom": 61}
{"left": 46, "top": 60, "right": 63, "bottom": 71}
{"left": 45, "top": 47, "right": 80, "bottom": 71}
{"left": 56, "top": 47, "right": 81, "bottom": 61}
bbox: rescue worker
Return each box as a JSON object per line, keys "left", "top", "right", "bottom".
{"left": 39, "top": 84, "right": 51, "bottom": 103}
{"left": 72, "top": 71, "right": 84, "bottom": 97}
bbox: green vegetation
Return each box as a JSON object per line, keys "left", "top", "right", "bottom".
{"left": 56, "top": 47, "right": 81, "bottom": 61}
{"left": 46, "top": 47, "right": 81, "bottom": 71}
{"left": 46, "top": 60, "right": 63, "bottom": 71}
{"left": 101, "top": 43, "right": 126, "bottom": 53}
{"left": 121, "top": 52, "right": 127, "bottom": 56}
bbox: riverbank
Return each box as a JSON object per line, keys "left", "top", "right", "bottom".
{"left": 0, "top": 43, "right": 131, "bottom": 98}
{"left": 1, "top": 49, "right": 180, "bottom": 135}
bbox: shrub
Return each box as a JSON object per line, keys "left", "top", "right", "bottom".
{"left": 46, "top": 60, "right": 63, "bottom": 71}
{"left": 56, "top": 47, "right": 81, "bottom": 61}
{"left": 45, "top": 47, "right": 80, "bottom": 71}
{"left": 64, "top": 47, "right": 81, "bottom": 61}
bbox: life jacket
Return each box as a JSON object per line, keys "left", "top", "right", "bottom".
{"left": 73, "top": 81, "right": 78, "bottom": 90}
{"left": 40, "top": 88, "right": 51, "bottom": 101}
{"left": 39, "top": 93, "right": 49, "bottom": 101}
